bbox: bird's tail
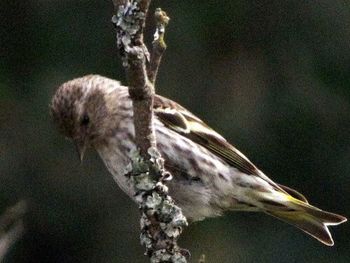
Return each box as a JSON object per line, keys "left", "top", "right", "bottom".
{"left": 257, "top": 186, "right": 347, "bottom": 246}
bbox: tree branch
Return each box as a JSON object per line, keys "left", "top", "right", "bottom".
{"left": 112, "top": 0, "right": 154, "bottom": 157}
{"left": 0, "top": 200, "right": 27, "bottom": 261}
{"left": 148, "top": 8, "right": 169, "bottom": 84}
{"left": 112, "top": 1, "right": 188, "bottom": 262}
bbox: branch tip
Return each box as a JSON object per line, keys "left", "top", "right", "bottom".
{"left": 0, "top": 200, "right": 28, "bottom": 261}
{"left": 148, "top": 8, "right": 170, "bottom": 84}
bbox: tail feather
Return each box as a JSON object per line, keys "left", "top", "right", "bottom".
{"left": 259, "top": 192, "right": 347, "bottom": 246}
{"left": 266, "top": 209, "right": 346, "bottom": 246}
{"left": 302, "top": 205, "right": 347, "bottom": 225}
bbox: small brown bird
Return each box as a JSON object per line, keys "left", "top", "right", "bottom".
{"left": 51, "top": 74, "right": 346, "bottom": 246}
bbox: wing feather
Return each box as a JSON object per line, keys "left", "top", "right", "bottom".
{"left": 154, "top": 95, "right": 260, "bottom": 176}
{"left": 154, "top": 95, "right": 310, "bottom": 200}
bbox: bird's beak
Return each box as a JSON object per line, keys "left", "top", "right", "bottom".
{"left": 75, "top": 140, "right": 87, "bottom": 163}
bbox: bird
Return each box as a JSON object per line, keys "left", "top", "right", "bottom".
{"left": 50, "top": 74, "right": 347, "bottom": 246}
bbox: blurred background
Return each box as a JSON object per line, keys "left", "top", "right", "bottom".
{"left": 1, "top": 0, "right": 349, "bottom": 262}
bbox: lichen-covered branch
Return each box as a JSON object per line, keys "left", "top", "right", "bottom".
{"left": 112, "top": 0, "right": 154, "bottom": 157}
{"left": 111, "top": 1, "right": 188, "bottom": 262}
{"left": 0, "top": 200, "right": 27, "bottom": 261}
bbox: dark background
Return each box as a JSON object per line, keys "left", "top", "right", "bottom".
{"left": 1, "top": 0, "right": 349, "bottom": 262}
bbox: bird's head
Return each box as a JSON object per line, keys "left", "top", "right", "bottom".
{"left": 50, "top": 75, "right": 129, "bottom": 161}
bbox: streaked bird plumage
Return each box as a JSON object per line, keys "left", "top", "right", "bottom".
{"left": 51, "top": 74, "right": 346, "bottom": 246}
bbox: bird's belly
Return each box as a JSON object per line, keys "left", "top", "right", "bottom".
{"left": 96, "top": 121, "right": 258, "bottom": 221}
{"left": 155, "top": 124, "right": 248, "bottom": 221}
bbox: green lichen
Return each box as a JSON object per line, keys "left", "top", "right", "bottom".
{"left": 113, "top": 0, "right": 147, "bottom": 64}
{"left": 127, "top": 147, "right": 188, "bottom": 262}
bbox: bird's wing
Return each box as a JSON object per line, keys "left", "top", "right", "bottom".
{"left": 154, "top": 95, "right": 309, "bottom": 202}
{"left": 153, "top": 95, "right": 260, "bottom": 176}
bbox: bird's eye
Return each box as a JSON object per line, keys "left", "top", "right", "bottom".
{"left": 81, "top": 114, "right": 90, "bottom": 126}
